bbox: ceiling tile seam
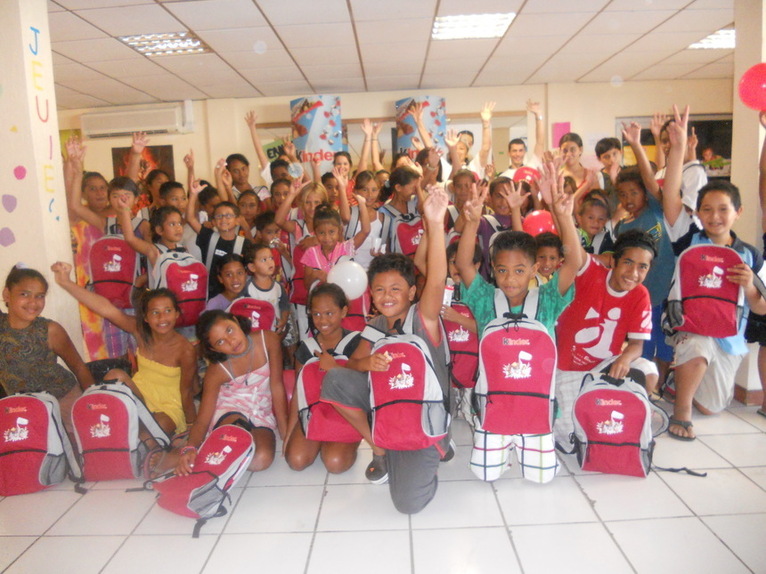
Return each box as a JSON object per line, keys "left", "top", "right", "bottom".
{"left": 53, "top": 81, "right": 113, "bottom": 106}
{"left": 468, "top": 0, "right": 529, "bottom": 88}
{"left": 252, "top": 0, "right": 316, "bottom": 94}
{"left": 153, "top": 0, "right": 263, "bottom": 98}
{"left": 346, "top": 0, "right": 368, "bottom": 92}
{"left": 521, "top": 0, "right": 611, "bottom": 85}
{"left": 417, "top": 0, "right": 441, "bottom": 90}
{"left": 51, "top": 2, "right": 211, "bottom": 103}
{"left": 624, "top": 19, "right": 735, "bottom": 83}
{"left": 577, "top": 0, "right": 701, "bottom": 83}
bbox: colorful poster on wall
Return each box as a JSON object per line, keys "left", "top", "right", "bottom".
{"left": 395, "top": 96, "right": 447, "bottom": 158}
{"left": 290, "top": 95, "right": 342, "bottom": 173}
{"left": 111, "top": 145, "right": 175, "bottom": 182}
{"left": 263, "top": 139, "right": 285, "bottom": 163}
{"left": 552, "top": 122, "right": 571, "bottom": 149}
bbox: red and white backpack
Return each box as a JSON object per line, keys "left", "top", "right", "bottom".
{"left": 71, "top": 381, "right": 171, "bottom": 481}
{"left": 380, "top": 201, "right": 424, "bottom": 257}
{"left": 442, "top": 301, "right": 479, "bottom": 389}
{"left": 150, "top": 424, "right": 254, "bottom": 537}
{"left": 571, "top": 370, "right": 668, "bottom": 477}
{"left": 0, "top": 392, "right": 83, "bottom": 496}
{"left": 296, "top": 333, "right": 363, "bottom": 443}
{"left": 474, "top": 289, "right": 556, "bottom": 436}
{"left": 662, "top": 244, "right": 745, "bottom": 338}
{"left": 227, "top": 297, "right": 277, "bottom": 332}
{"left": 367, "top": 308, "right": 450, "bottom": 451}
{"left": 151, "top": 246, "right": 208, "bottom": 328}
{"left": 89, "top": 235, "right": 139, "bottom": 309}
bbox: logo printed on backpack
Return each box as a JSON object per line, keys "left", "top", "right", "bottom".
{"left": 448, "top": 325, "right": 470, "bottom": 343}
{"left": 389, "top": 363, "right": 414, "bottom": 389}
{"left": 698, "top": 266, "right": 723, "bottom": 289}
{"left": 90, "top": 414, "right": 111, "bottom": 438}
{"left": 502, "top": 337, "right": 530, "bottom": 345}
{"left": 204, "top": 445, "right": 232, "bottom": 465}
{"left": 502, "top": 351, "right": 532, "bottom": 379}
{"left": 596, "top": 410, "right": 625, "bottom": 435}
{"left": 104, "top": 254, "right": 122, "bottom": 272}
{"left": 411, "top": 228, "right": 424, "bottom": 246}
{"left": 181, "top": 274, "right": 199, "bottom": 292}
{"left": 4, "top": 417, "right": 29, "bottom": 442}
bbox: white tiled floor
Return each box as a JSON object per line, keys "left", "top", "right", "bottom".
{"left": 2, "top": 403, "right": 766, "bottom": 574}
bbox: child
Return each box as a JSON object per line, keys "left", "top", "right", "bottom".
{"left": 187, "top": 182, "right": 251, "bottom": 298}
{"left": 206, "top": 254, "right": 247, "bottom": 311}
{"left": 302, "top": 201, "right": 371, "bottom": 287}
{"left": 268, "top": 178, "right": 292, "bottom": 214}
{"left": 284, "top": 284, "right": 362, "bottom": 473}
{"left": 534, "top": 232, "right": 564, "bottom": 285}
{"left": 576, "top": 194, "right": 613, "bottom": 255}
{"left": 448, "top": 169, "right": 476, "bottom": 230}
{"left": 594, "top": 137, "right": 623, "bottom": 210}
{"left": 242, "top": 243, "right": 291, "bottom": 336}
{"left": 158, "top": 181, "right": 201, "bottom": 261}
{"left": 613, "top": 165, "right": 675, "bottom": 379}
{"left": 456, "top": 163, "right": 583, "bottom": 481}
{"left": 321, "top": 172, "right": 342, "bottom": 207}
{"left": 559, "top": 132, "right": 599, "bottom": 199}
{"left": 226, "top": 153, "right": 254, "bottom": 198}
{"left": 175, "top": 310, "right": 287, "bottom": 474}
{"left": 254, "top": 211, "right": 291, "bottom": 287}
{"left": 237, "top": 190, "right": 260, "bottom": 237}
{"left": 117, "top": 202, "right": 186, "bottom": 276}
{"left": 1, "top": 265, "right": 94, "bottom": 427}
{"left": 662, "top": 110, "right": 766, "bottom": 440}
{"left": 320, "top": 187, "right": 451, "bottom": 514}
{"left": 552, "top": 229, "right": 659, "bottom": 448}
{"left": 379, "top": 166, "right": 424, "bottom": 254}
{"left": 336, "top": 169, "right": 383, "bottom": 270}
{"left": 51, "top": 262, "right": 198, "bottom": 439}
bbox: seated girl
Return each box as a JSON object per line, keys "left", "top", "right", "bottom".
{"left": 51, "top": 262, "right": 198, "bottom": 441}
{"left": 175, "top": 310, "right": 288, "bottom": 475}
{"left": 1, "top": 265, "right": 95, "bottom": 430}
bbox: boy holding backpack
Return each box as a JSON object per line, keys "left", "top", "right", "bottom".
{"left": 661, "top": 109, "right": 766, "bottom": 440}
{"left": 456, "top": 164, "right": 583, "bottom": 482}
{"left": 320, "top": 186, "right": 450, "bottom": 514}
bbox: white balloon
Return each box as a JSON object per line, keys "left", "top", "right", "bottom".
{"left": 327, "top": 260, "right": 368, "bottom": 300}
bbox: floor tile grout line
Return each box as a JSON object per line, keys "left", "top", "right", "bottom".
{"left": 491, "top": 481, "right": 525, "bottom": 574}
{"left": 652, "top": 464, "right": 755, "bottom": 572}
{"left": 98, "top": 486, "right": 158, "bottom": 574}
{"left": 303, "top": 469, "right": 330, "bottom": 574}
{"left": 568, "top": 472, "right": 638, "bottom": 574}
{"left": 198, "top": 483, "right": 251, "bottom": 574}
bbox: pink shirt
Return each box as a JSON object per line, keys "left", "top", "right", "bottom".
{"left": 301, "top": 240, "right": 355, "bottom": 273}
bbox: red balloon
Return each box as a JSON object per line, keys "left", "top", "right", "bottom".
{"left": 513, "top": 166, "right": 541, "bottom": 183}
{"left": 522, "top": 210, "right": 557, "bottom": 236}
{"left": 738, "top": 63, "right": 766, "bottom": 110}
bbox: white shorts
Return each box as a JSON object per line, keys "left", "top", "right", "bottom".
{"left": 553, "top": 357, "right": 658, "bottom": 450}
{"left": 672, "top": 332, "right": 742, "bottom": 413}
{"left": 470, "top": 421, "right": 559, "bottom": 483}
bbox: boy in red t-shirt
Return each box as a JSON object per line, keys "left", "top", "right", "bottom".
{"left": 553, "top": 229, "right": 659, "bottom": 449}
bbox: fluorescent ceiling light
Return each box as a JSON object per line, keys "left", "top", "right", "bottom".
{"left": 689, "top": 28, "right": 735, "bottom": 50}
{"left": 118, "top": 32, "right": 211, "bottom": 57}
{"left": 432, "top": 13, "right": 515, "bottom": 40}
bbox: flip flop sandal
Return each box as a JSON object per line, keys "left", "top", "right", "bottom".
{"left": 143, "top": 446, "right": 168, "bottom": 480}
{"left": 668, "top": 417, "right": 696, "bottom": 442}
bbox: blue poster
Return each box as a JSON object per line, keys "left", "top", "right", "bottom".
{"left": 290, "top": 95, "right": 342, "bottom": 174}
{"left": 395, "top": 96, "right": 447, "bottom": 158}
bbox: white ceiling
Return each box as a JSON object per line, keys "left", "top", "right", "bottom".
{"left": 48, "top": 0, "right": 735, "bottom": 110}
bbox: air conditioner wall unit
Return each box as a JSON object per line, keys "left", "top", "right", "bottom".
{"left": 80, "top": 101, "right": 194, "bottom": 139}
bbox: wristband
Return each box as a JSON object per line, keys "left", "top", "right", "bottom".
{"left": 179, "top": 446, "right": 198, "bottom": 456}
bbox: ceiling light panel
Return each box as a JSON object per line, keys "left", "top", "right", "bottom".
{"left": 689, "top": 29, "right": 735, "bottom": 49}
{"left": 432, "top": 13, "right": 515, "bottom": 40}
{"left": 118, "top": 32, "right": 212, "bottom": 57}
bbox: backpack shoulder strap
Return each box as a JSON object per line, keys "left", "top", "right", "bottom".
{"left": 335, "top": 331, "right": 360, "bottom": 356}
{"left": 43, "top": 392, "right": 83, "bottom": 485}
{"left": 522, "top": 288, "right": 540, "bottom": 320}
{"left": 205, "top": 231, "right": 221, "bottom": 271}
{"left": 345, "top": 205, "right": 360, "bottom": 241}
{"left": 483, "top": 214, "right": 503, "bottom": 232}
{"left": 303, "top": 337, "right": 322, "bottom": 356}
{"left": 233, "top": 235, "right": 245, "bottom": 256}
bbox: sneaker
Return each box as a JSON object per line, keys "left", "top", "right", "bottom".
{"left": 365, "top": 453, "right": 389, "bottom": 484}
{"left": 440, "top": 439, "right": 456, "bottom": 463}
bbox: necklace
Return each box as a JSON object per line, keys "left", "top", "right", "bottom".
{"left": 225, "top": 335, "right": 253, "bottom": 380}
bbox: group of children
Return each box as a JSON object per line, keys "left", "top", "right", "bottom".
{"left": 3, "top": 101, "right": 766, "bottom": 515}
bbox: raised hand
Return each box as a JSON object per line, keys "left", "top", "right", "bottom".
{"left": 551, "top": 172, "right": 574, "bottom": 218}
{"left": 538, "top": 161, "right": 557, "bottom": 206}
{"left": 332, "top": 166, "right": 348, "bottom": 190}
{"left": 190, "top": 179, "right": 205, "bottom": 196}
{"left": 408, "top": 101, "right": 424, "bottom": 124}
{"left": 480, "top": 101, "right": 496, "bottom": 123}
{"left": 650, "top": 112, "right": 667, "bottom": 140}
{"left": 411, "top": 136, "right": 424, "bottom": 151}
{"left": 50, "top": 261, "right": 74, "bottom": 285}
{"left": 353, "top": 193, "right": 367, "bottom": 207}
{"left": 667, "top": 104, "right": 690, "bottom": 150}
{"left": 423, "top": 185, "right": 449, "bottom": 223}
{"left": 131, "top": 132, "right": 149, "bottom": 154}
{"left": 499, "top": 180, "right": 529, "bottom": 212}
{"left": 245, "top": 111, "right": 258, "bottom": 129}
{"left": 183, "top": 149, "right": 195, "bottom": 170}
{"left": 372, "top": 122, "right": 383, "bottom": 137}
{"left": 621, "top": 121, "right": 642, "bottom": 147}
{"left": 526, "top": 99, "right": 541, "bottom": 117}
{"left": 445, "top": 128, "right": 459, "bottom": 150}
{"left": 283, "top": 137, "right": 297, "bottom": 161}
{"left": 361, "top": 118, "right": 373, "bottom": 137}
{"left": 463, "top": 182, "right": 488, "bottom": 224}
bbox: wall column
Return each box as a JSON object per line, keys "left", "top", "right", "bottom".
{"left": 0, "top": 0, "right": 82, "bottom": 347}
